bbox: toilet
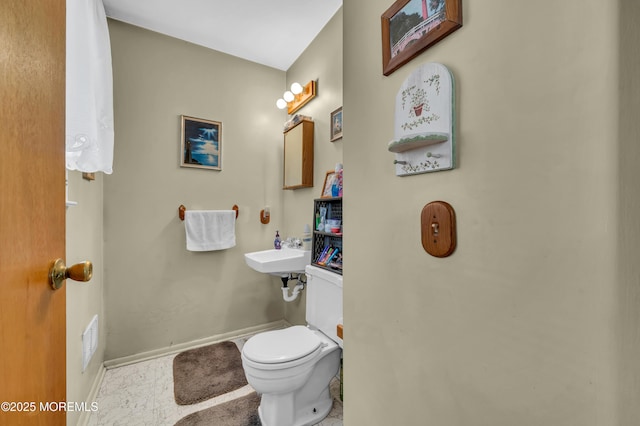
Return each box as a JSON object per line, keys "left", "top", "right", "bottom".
{"left": 241, "top": 265, "right": 343, "bottom": 426}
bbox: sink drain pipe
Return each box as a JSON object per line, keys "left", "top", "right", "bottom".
{"left": 281, "top": 273, "right": 306, "bottom": 302}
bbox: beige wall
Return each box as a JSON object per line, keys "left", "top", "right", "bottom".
{"left": 103, "top": 21, "right": 287, "bottom": 359}
{"left": 66, "top": 171, "right": 105, "bottom": 426}
{"left": 282, "top": 8, "right": 344, "bottom": 325}
{"left": 616, "top": 1, "right": 640, "bottom": 423}
{"left": 344, "top": 0, "right": 639, "bottom": 425}
{"left": 102, "top": 12, "right": 344, "bottom": 357}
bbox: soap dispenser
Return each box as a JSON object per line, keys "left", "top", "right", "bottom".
{"left": 274, "top": 230, "right": 281, "bottom": 250}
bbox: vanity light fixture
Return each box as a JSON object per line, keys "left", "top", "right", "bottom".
{"left": 276, "top": 80, "right": 317, "bottom": 115}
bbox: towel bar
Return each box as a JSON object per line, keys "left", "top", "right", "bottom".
{"left": 178, "top": 204, "right": 239, "bottom": 221}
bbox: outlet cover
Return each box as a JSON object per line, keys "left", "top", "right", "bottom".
{"left": 82, "top": 315, "right": 98, "bottom": 371}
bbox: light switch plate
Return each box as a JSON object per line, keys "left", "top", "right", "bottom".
{"left": 421, "top": 201, "right": 456, "bottom": 257}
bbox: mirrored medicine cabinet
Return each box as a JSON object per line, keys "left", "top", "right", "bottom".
{"left": 283, "top": 118, "right": 314, "bottom": 190}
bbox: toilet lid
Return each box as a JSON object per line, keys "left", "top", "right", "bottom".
{"left": 243, "top": 326, "right": 322, "bottom": 364}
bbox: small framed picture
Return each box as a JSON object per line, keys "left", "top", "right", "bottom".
{"left": 321, "top": 170, "right": 338, "bottom": 198}
{"left": 330, "top": 107, "right": 343, "bottom": 142}
{"left": 180, "top": 115, "right": 222, "bottom": 170}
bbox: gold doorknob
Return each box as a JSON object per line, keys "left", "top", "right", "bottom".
{"left": 49, "top": 259, "right": 93, "bottom": 290}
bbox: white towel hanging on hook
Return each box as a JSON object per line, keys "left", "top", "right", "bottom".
{"left": 66, "top": 0, "right": 114, "bottom": 174}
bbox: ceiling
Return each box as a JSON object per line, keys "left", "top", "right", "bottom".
{"left": 102, "top": 0, "right": 343, "bottom": 71}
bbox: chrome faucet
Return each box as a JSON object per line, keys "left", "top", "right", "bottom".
{"left": 284, "top": 237, "right": 303, "bottom": 248}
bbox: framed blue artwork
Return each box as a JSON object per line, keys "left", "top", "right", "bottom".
{"left": 180, "top": 115, "right": 222, "bottom": 171}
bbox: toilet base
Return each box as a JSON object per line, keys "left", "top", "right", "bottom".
{"left": 258, "top": 384, "right": 333, "bottom": 426}
{"left": 255, "top": 343, "right": 340, "bottom": 426}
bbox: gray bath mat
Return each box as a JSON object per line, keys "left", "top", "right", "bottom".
{"left": 174, "top": 392, "right": 261, "bottom": 426}
{"left": 173, "top": 341, "right": 248, "bottom": 405}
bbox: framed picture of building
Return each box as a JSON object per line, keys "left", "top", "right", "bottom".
{"left": 381, "top": 0, "right": 462, "bottom": 76}
{"left": 180, "top": 115, "right": 222, "bottom": 171}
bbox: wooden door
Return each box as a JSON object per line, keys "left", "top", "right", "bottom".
{"left": 0, "top": 0, "right": 67, "bottom": 424}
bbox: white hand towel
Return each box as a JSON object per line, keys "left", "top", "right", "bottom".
{"left": 184, "top": 210, "right": 236, "bottom": 251}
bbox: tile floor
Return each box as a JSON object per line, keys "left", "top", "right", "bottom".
{"left": 87, "top": 336, "right": 343, "bottom": 426}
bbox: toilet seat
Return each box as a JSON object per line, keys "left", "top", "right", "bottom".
{"left": 243, "top": 326, "right": 323, "bottom": 365}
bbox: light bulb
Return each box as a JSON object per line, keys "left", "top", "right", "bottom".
{"left": 276, "top": 98, "right": 287, "bottom": 109}
{"left": 283, "top": 91, "right": 294, "bottom": 102}
{"left": 290, "top": 82, "right": 303, "bottom": 95}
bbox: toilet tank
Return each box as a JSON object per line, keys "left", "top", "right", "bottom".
{"left": 305, "top": 265, "right": 343, "bottom": 348}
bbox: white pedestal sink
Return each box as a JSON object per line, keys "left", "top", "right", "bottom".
{"left": 244, "top": 247, "right": 311, "bottom": 276}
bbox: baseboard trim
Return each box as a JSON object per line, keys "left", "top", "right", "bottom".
{"left": 75, "top": 363, "right": 106, "bottom": 426}
{"left": 103, "top": 320, "right": 288, "bottom": 369}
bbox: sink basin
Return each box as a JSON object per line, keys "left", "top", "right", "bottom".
{"left": 244, "top": 247, "right": 311, "bottom": 276}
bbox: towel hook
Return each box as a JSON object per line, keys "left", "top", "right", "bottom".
{"left": 178, "top": 204, "right": 239, "bottom": 221}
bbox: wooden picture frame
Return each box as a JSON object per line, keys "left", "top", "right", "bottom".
{"left": 180, "top": 115, "right": 222, "bottom": 170}
{"left": 330, "top": 106, "right": 343, "bottom": 142}
{"left": 381, "top": 0, "right": 462, "bottom": 76}
{"left": 321, "top": 170, "right": 338, "bottom": 198}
